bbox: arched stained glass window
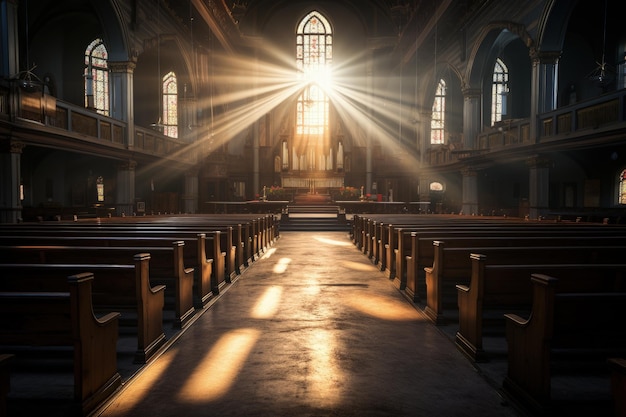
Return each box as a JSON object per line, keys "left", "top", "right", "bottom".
{"left": 491, "top": 58, "right": 509, "bottom": 125}
{"left": 295, "top": 11, "right": 332, "bottom": 171}
{"left": 431, "top": 79, "right": 446, "bottom": 145}
{"left": 84, "top": 38, "right": 109, "bottom": 116}
{"left": 163, "top": 71, "right": 178, "bottom": 138}
{"left": 619, "top": 169, "right": 626, "bottom": 204}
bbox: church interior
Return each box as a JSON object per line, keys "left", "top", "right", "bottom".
{"left": 2, "top": 1, "right": 626, "bottom": 416}
{"left": 1, "top": 0, "right": 625, "bottom": 222}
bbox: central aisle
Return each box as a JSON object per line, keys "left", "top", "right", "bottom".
{"left": 95, "top": 231, "right": 519, "bottom": 417}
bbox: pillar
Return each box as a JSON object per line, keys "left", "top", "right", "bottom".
{"left": 116, "top": 160, "right": 136, "bottom": 216}
{"left": 461, "top": 168, "right": 478, "bottom": 216}
{"left": 365, "top": 49, "right": 374, "bottom": 194}
{"left": 0, "top": 139, "right": 24, "bottom": 223}
{"left": 462, "top": 87, "right": 481, "bottom": 150}
{"left": 418, "top": 109, "right": 431, "bottom": 165}
{"left": 527, "top": 155, "right": 550, "bottom": 220}
{"left": 530, "top": 51, "right": 560, "bottom": 141}
{"left": 108, "top": 60, "right": 136, "bottom": 148}
{"left": 183, "top": 169, "right": 199, "bottom": 214}
{"left": 253, "top": 121, "right": 260, "bottom": 199}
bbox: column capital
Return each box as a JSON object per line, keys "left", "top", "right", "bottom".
{"left": 526, "top": 154, "right": 551, "bottom": 168}
{"left": 108, "top": 59, "right": 137, "bottom": 73}
{"left": 118, "top": 159, "right": 137, "bottom": 170}
{"left": 0, "top": 138, "right": 25, "bottom": 153}
{"left": 461, "top": 167, "right": 477, "bottom": 177}
{"left": 530, "top": 50, "right": 561, "bottom": 65}
{"left": 461, "top": 87, "right": 481, "bottom": 99}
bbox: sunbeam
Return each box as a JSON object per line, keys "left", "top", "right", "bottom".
{"left": 177, "top": 328, "right": 261, "bottom": 402}
{"left": 137, "top": 42, "right": 424, "bottom": 179}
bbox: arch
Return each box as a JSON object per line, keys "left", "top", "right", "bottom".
{"left": 536, "top": 0, "right": 575, "bottom": 53}
{"left": 90, "top": 0, "right": 132, "bottom": 61}
{"left": 465, "top": 22, "right": 535, "bottom": 89}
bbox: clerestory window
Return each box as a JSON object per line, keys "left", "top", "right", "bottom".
{"left": 84, "top": 38, "right": 109, "bottom": 116}
{"left": 431, "top": 79, "right": 446, "bottom": 145}
{"left": 619, "top": 169, "right": 626, "bottom": 204}
{"left": 491, "top": 58, "right": 509, "bottom": 125}
{"left": 163, "top": 71, "right": 178, "bottom": 138}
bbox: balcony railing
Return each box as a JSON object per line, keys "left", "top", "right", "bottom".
{"left": 0, "top": 84, "right": 193, "bottom": 164}
{"left": 426, "top": 89, "right": 626, "bottom": 166}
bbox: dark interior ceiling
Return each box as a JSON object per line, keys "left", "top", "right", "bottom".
{"left": 222, "top": 0, "right": 459, "bottom": 40}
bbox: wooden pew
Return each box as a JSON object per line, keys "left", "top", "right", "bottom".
{"left": 424, "top": 241, "right": 626, "bottom": 325}
{"left": 0, "top": 224, "right": 241, "bottom": 283}
{"left": 503, "top": 274, "right": 626, "bottom": 415}
{"left": 0, "top": 273, "right": 121, "bottom": 415}
{"left": 0, "top": 255, "right": 166, "bottom": 364}
{"left": 0, "top": 242, "right": 195, "bottom": 329}
{"left": 455, "top": 256, "right": 626, "bottom": 361}
{"left": 405, "top": 233, "right": 626, "bottom": 305}
{"left": 608, "top": 358, "right": 626, "bottom": 417}
{"left": 0, "top": 354, "right": 14, "bottom": 417}
{"left": 0, "top": 232, "right": 222, "bottom": 307}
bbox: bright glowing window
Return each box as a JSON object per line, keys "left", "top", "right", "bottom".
{"left": 491, "top": 58, "right": 509, "bottom": 125}
{"left": 84, "top": 39, "right": 109, "bottom": 115}
{"left": 296, "top": 11, "right": 332, "bottom": 137}
{"left": 430, "top": 79, "right": 446, "bottom": 145}
{"left": 617, "top": 169, "right": 626, "bottom": 204}
{"left": 163, "top": 71, "right": 178, "bottom": 138}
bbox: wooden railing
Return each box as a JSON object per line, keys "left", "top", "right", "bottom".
{"left": 0, "top": 83, "right": 193, "bottom": 164}
{"left": 426, "top": 89, "right": 626, "bottom": 166}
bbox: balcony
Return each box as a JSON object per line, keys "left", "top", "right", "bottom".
{"left": 0, "top": 84, "right": 194, "bottom": 164}
{"left": 425, "top": 89, "right": 626, "bottom": 167}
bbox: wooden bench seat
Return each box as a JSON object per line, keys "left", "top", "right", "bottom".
{"left": 424, "top": 241, "right": 626, "bottom": 325}
{"left": 0, "top": 226, "right": 240, "bottom": 284}
{"left": 403, "top": 233, "right": 626, "bottom": 303}
{"left": 0, "top": 256, "right": 166, "bottom": 364}
{"left": 368, "top": 221, "right": 626, "bottom": 293}
{"left": 608, "top": 358, "right": 626, "bottom": 417}
{"left": 0, "top": 354, "right": 13, "bottom": 417}
{"left": 0, "top": 273, "right": 121, "bottom": 415}
{"left": 455, "top": 256, "right": 626, "bottom": 361}
{"left": 503, "top": 274, "right": 626, "bottom": 415}
{"left": 0, "top": 242, "right": 195, "bottom": 329}
{"left": 0, "top": 233, "right": 222, "bottom": 307}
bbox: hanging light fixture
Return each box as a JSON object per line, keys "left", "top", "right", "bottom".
{"left": 151, "top": 0, "right": 164, "bottom": 131}
{"left": 587, "top": 0, "right": 613, "bottom": 88}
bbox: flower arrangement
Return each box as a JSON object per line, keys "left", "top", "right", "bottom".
{"left": 265, "top": 185, "right": 289, "bottom": 201}
{"left": 333, "top": 186, "right": 361, "bottom": 201}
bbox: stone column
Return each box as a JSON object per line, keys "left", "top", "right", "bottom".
{"left": 418, "top": 109, "right": 431, "bottom": 165}
{"left": 116, "top": 160, "right": 136, "bottom": 216}
{"left": 0, "top": 139, "right": 24, "bottom": 223}
{"left": 462, "top": 87, "right": 481, "bottom": 150}
{"left": 461, "top": 168, "right": 478, "bottom": 216}
{"left": 530, "top": 51, "right": 560, "bottom": 141}
{"left": 365, "top": 50, "right": 374, "bottom": 194}
{"left": 183, "top": 169, "right": 199, "bottom": 214}
{"left": 527, "top": 155, "right": 550, "bottom": 220}
{"left": 108, "top": 60, "right": 136, "bottom": 148}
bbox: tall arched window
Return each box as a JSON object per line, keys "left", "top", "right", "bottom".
{"left": 431, "top": 79, "right": 446, "bottom": 145}
{"left": 295, "top": 11, "right": 332, "bottom": 171}
{"left": 619, "top": 169, "right": 626, "bottom": 204}
{"left": 163, "top": 71, "right": 178, "bottom": 138}
{"left": 84, "top": 39, "right": 109, "bottom": 115}
{"left": 491, "top": 58, "right": 509, "bottom": 125}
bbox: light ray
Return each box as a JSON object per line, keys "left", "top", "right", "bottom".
{"left": 137, "top": 42, "right": 428, "bottom": 179}
{"left": 177, "top": 328, "right": 261, "bottom": 402}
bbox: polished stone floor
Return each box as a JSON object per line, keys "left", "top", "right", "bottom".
{"left": 93, "top": 231, "right": 521, "bottom": 417}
